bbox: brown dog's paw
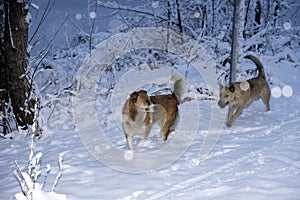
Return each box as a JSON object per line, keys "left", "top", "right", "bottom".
{"left": 226, "top": 122, "right": 232, "bottom": 127}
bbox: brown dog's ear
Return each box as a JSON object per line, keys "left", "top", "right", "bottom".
{"left": 129, "top": 92, "right": 138, "bottom": 121}
{"left": 130, "top": 92, "right": 138, "bottom": 101}
{"left": 229, "top": 84, "right": 235, "bottom": 92}
{"left": 139, "top": 90, "right": 147, "bottom": 95}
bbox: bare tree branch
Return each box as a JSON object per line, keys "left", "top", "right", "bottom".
{"left": 97, "top": 1, "right": 169, "bottom": 25}
{"left": 29, "top": 0, "right": 56, "bottom": 44}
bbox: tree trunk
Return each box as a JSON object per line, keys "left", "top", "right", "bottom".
{"left": 230, "top": 0, "right": 245, "bottom": 84}
{"left": 0, "top": 0, "right": 35, "bottom": 131}
{"left": 175, "top": 0, "right": 183, "bottom": 34}
{"left": 254, "top": 0, "right": 261, "bottom": 35}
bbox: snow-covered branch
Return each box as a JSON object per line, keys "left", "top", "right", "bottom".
{"left": 97, "top": 1, "right": 168, "bottom": 24}
{"left": 14, "top": 136, "right": 67, "bottom": 200}
{"left": 51, "top": 152, "right": 64, "bottom": 192}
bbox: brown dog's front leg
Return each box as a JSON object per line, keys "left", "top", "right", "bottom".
{"left": 126, "top": 133, "right": 134, "bottom": 150}
{"left": 142, "top": 125, "right": 151, "bottom": 140}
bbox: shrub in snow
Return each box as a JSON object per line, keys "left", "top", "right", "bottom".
{"left": 14, "top": 136, "right": 67, "bottom": 200}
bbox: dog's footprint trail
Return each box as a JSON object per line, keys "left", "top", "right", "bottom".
{"left": 136, "top": 136, "right": 165, "bottom": 151}
{"left": 138, "top": 139, "right": 152, "bottom": 149}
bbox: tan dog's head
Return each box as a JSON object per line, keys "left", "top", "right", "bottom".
{"left": 218, "top": 82, "right": 249, "bottom": 108}
{"left": 218, "top": 84, "right": 235, "bottom": 108}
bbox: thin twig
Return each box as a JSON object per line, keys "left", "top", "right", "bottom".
{"left": 29, "top": 0, "right": 57, "bottom": 43}
{"left": 89, "top": 0, "right": 97, "bottom": 53}
{"left": 51, "top": 153, "right": 64, "bottom": 191}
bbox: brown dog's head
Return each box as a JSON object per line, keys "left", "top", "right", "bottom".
{"left": 129, "top": 90, "right": 156, "bottom": 113}
{"left": 218, "top": 84, "right": 236, "bottom": 108}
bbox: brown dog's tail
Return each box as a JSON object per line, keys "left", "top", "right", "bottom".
{"left": 171, "top": 71, "right": 185, "bottom": 102}
{"left": 244, "top": 55, "right": 266, "bottom": 80}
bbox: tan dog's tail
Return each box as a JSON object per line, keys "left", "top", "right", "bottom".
{"left": 244, "top": 55, "right": 266, "bottom": 80}
{"left": 171, "top": 71, "right": 185, "bottom": 102}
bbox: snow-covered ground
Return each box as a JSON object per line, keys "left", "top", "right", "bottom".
{"left": 1, "top": 1, "right": 300, "bottom": 199}
{"left": 1, "top": 57, "right": 299, "bottom": 199}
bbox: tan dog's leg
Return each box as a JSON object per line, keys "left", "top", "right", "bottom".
{"left": 262, "top": 97, "right": 270, "bottom": 111}
{"left": 261, "top": 87, "right": 271, "bottom": 111}
{"left": 126, "top": 133, "right": 134, "bottom": 150}
{"left": 227, "top": 106, "right": 234, "bottom": 126}
{"left": 227, "top": 105, "right": 243, "bottom": 126}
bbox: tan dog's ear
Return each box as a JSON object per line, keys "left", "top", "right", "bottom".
{"left": 240, "top": 81, "right": 250, "bottom": 91}
{"left": 229, "top": 84, "right": 235, "bottom": 92}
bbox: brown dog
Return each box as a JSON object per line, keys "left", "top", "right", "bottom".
{"left": 122, "top": 72, "right": 184, "bottom": 150}
{"left": 218, "top": 55, "right": 271, "bottom": 126}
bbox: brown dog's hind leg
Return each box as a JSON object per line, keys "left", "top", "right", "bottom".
{"left": 161, "top": 126, "right": 171, "bottom": 141}
{"left": 161, "top": 115, "right": 178, "bottom": 141}
{"left": 159, "top": 118, "right": 171, "bottom": 141}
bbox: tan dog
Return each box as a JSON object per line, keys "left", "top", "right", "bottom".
{"left": 218, "top": 55, "right": 271, "bottom": 126}
{"left": 122, "top": 72, "right": 184, "bottom": 150}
